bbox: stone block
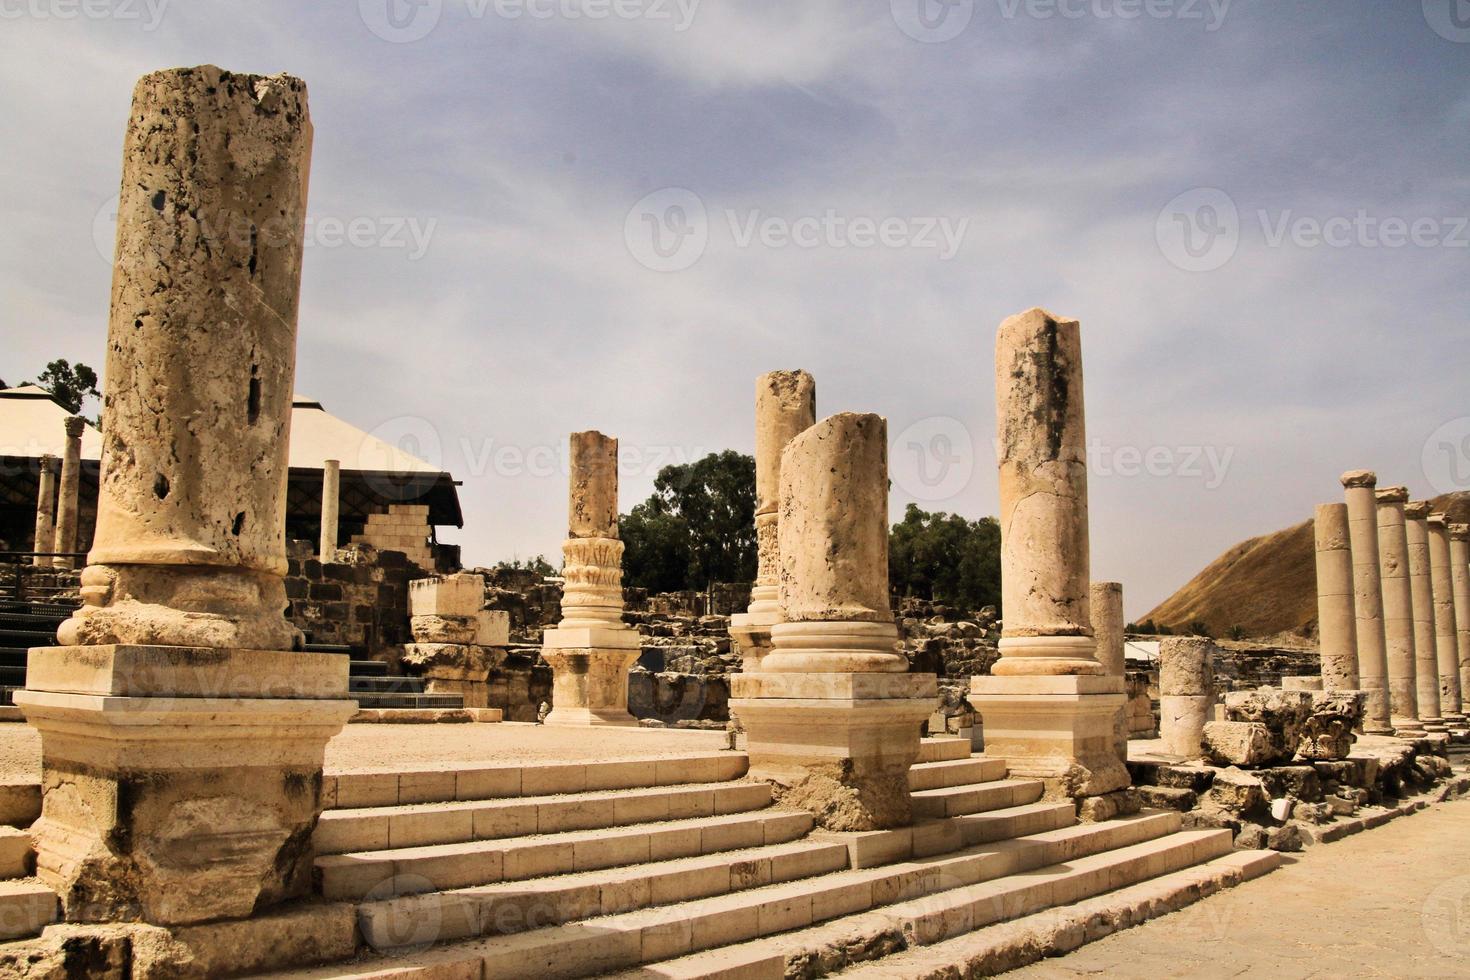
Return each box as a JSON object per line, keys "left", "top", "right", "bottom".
{"left": 1296, "top": 690, "right": 1364, "bottom": 761}
{"left": 1203, "top": 767, "right": 1266, "bottom": 816}
{"left": 1256, "top": 766, "right": 1323, "bottom": 803}
{"left": 1202, "top": 721, "right": 1276, "bottom": 767}
{"left": 476, "top": 609, "right": 510, "bottom": 647}
{"left": 409, "top": 574, "right": 485, "bottom": 619}
{"left": 1224, "top": 688, "right": 1313, "bottom": 761}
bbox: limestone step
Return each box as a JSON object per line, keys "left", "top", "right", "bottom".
{"left": 0, "top": 878, "right": 58, "bottom": 942}
{"left": 315, "top": 808, "right": 816, "bottom": 901}
{"left": 605, "top": 829, "right": 1236, "bottom": 980}
{"left": 913, "top": 738, "right": 971, "bottom": 764}
{"left": 355, "top": 837, "right": 852, "bottom": 951}
{"left": 906, "top": 757, "right": 1007, "bottom": 792}
{"left": 0, "top": 827, "right": 32, "bottom": 879}
{"left": 953, "top": 800, "right": 1077, "bottom": 846}
{"left": 281, "top": 811, "right": 1189, "bottom": 979}
{"left": 327, "top": 753, "right": 748, "bottom": 809}
{"left": 315, "top": 781, "right": 774, "bottom": 855}
{"left": 909, "top": 778, "right": 1044, "bottom": 819}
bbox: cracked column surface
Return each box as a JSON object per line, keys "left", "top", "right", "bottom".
{"left": 31, "top": 454, "right": 58, "bottom": 568}
{"left": 1405, "top": 502, "right": 1444, "bottom": 729}
{"left": 1375, "top": 486, "right": 1423, "bottom": 734}
{"left": 1315, "top": 503, "right": 1360, "bottom": 692}
{"left": 1428, "top": 514, "right": 1465, "bottom": 724}
{"left": 51, "top": 417, "right": 84, "bottom": 570}
{"left": 1341, "top": 470, "right": 1392, "bottom": 734}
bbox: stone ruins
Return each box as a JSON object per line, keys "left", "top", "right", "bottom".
{"left": 0, "top": 62, "right": 1465, "bottom": 980}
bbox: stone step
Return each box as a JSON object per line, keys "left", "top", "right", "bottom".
{"left": 315, "top": 809, "right": 815, "bottom": 901}
{"left": 0, "top": 878, "right": 58, "bottom": 942}
{"left": 355, "top": 838, "right": 852, "bottom": 951}
{"left": 910, "top": 778, "right": 1044, "bottom": 819}
{"left": 906, "top": 757, "right": 1007, "bottom": 792}
{"left": 605, "top": 829, "right": 1237, "bottom": 980}
{"left": 0, "top": 826, "right": 33, "bottom": 879}
{"left": 326, "top": 753, "right": 748, "bottom": 810}
{"left": 953, "top": 800, "right": 1078, "bottom": 846}
{"left": 913, "top": 738, "right": 971, "bottom": 765}
{"left": 315, "top": 781, "right": 774, "bottom": 855}
{"left": 283, "top": 812, "right": 1189, "bottom": 978}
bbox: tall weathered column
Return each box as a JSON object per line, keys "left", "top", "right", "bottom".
{"left": 1090, "top": 582, "right": 1128, "bottom": 766}
{"left": 541, "top": 431, "right": 640, "bottom": 726}
{"left": 31, "top": 455, "right": 58, "bottom": 568}
{"left": 1427, "top": 514, "right": 1465, "bottom": 725}
{"left": 970, "top": 309, "right": 1128, "bottom": 805}
{"left": 729, "top": 370, "right": 815, "bottom": 671}
{"left": 320, "top": 458, "right": 341, "bottom": 561}
{"left": 1375, "top": 486, "right": 1423, "bottom": 735}
{"left": 1449, "top": 524, "right": 1470, "bottom": 720}
{"left": 1405, "top": 502, "right": 1444, "bottom": 730}
{"left": 50, "top": 416, "right": 85, "bottom": 570}
{"left": 1341, "top": 471, "right": 1393, "bottom": 734}
{"left": 1314, "top": 503, "right": 1359, "bottom": 691}
{"left": 730, "top": 413, "right": 936, "bottom": 830}
{"left": 16, "top": 66, "right": 352, "bottom": 928}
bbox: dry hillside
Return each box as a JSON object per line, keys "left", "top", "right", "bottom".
{"left": 1141, "top": 491, "right": 1470, "bottom": 640}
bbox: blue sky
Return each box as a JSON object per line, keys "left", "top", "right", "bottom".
{"left": 2, "top": 1, "right": 1467, "bottom": 617}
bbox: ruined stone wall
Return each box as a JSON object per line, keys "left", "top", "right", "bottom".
{"left": 284, "top": 540, "right": 428, "bottom": 661}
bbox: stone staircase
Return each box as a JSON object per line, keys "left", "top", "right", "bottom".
{"left": 256, "top": 738, "right": 1257, "bottom": 978}
{"left": 0, "top": 783, "right": 56, "bottom": 942}
{"left": 344, "top": 657, "right": 465, "bottom": 711}
{"left": 0, "top": 599, "right": 74, "bottom": 707}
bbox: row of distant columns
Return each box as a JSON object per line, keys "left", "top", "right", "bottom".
{"left": 1316, "top": 470, "right": 1470, "bottom": 734}
{"left": 29, "top": 416, "right": 85, "bottom": 569}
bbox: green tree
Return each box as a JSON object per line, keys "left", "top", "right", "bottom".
{"left": 888, "top": 503, "right": 1001, "bottom": 613}
{"left": 621, "top": 451, "right": 757, "bottom": 592}
{"left": 31, "top": 359, "right": 101, "bottom": 421}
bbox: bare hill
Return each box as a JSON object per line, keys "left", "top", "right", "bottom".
{"left": 1141, "top": 491, "right": 1470, "bottom": 640}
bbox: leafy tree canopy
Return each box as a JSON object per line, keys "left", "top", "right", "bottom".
{"left": 621, "top": 451, "right": 757, "bottom": 593}
{"left": 31, "top": 359, "right": 101, "bottom": 421}
{"left": 889, "top": 503, "right": 1001, "bottom": 614}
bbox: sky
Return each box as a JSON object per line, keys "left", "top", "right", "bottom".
{"left": 2, "top": 1, "right": 1468, "bottom": 619}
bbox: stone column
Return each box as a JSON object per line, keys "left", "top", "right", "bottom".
{"left": 319, "top": 458, "right": 340, "bottom": 562}
{"left": 1090, "top": 581, "right": 1128, "bottom": 766}
{"left": 15, "top": 66, "right": 352, "bottom": 928}
{"left": 403, "top": 573, "right": 507, "bottom": 710}
{"left": 1405, "top": 502, "right": 1444, "bottom": 730}
{"left": 1449, "top": 524, "right": 1470, "bottom": 722}
{"left": 729, "top": 370, "right": 815, "bottom": 672}
{"left": 970, "top": 309, "right": 1128, "bottom": 805}
{"left": 730, "top": 413, "right": 936, "bottom": 831}
{"left": 1341, "top": 471, "right": 1393, "bottom": 734}
{"left": 31, "top": 455, "right": 58, "bottom": 568}
{"left": 1375, "top": 486, "right": 1423, "bottom": 735}
{"left": 50, "top": 416, "right": 85, "bottom": 570}
{"left": 541, "top": 431, "right": 640, "bottom": 726}
{"left": 1159, "top": 636, "right": 1214, "bottom": 759}
{"left": 1314, "top": 503, "right": 1359, "bottom": 691}
{"left": 1427, "top": 514, "right": 1466, "bottom": 725}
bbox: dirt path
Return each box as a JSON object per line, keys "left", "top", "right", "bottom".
{"left": 1009, "top": 797, "right": 1470, "bottom": 979}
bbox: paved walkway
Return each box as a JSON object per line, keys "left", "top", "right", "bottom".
{"left": 1010, "top": 797, "right": 1470, "bottom": 979}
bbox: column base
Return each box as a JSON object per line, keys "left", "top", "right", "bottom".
{"left": 542, "top": 626, "right": 641, "bottom": 727}
{"left": 729, "top": 607, "right": 778, "bottom": 673}
{"left": 14, "top": 645, "right": 353, "bottom": 927}
{"left": 730, "top": 672, "right": 937, "bottom": 831}
{"left": 1392, "top": 718, "right": 1428, "bottom": 737}
{"left": 969, "top": 673, "right": 1129, "bottom": 800}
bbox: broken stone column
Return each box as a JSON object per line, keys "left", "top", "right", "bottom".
{"left": 1449, "top": 524, "right": 1470, "bottom": 721}
{"left": 1090, "top": 581, "right": 1128, "bottom": 766}
{"left": 970, "top": 309, "right": 1128, "bottom": 804}
{"left": 730, "top": 413, "right": 936, "bottom": 830}
{"left": 729, "top": 370, "right": 815, "bottom": 672}
{"left": 50, "top": 417, "right": 84, "bottom": 570}
{"left": 319, "top": 458, "right": 340, "bottom": 562}
{"left": 31, "top": 455, "right": 58, "bottom": 568}
{"left": 1314, "top": 503, "right": 1359, "bottom": 691}
{"left": 1375, "top": 486, "right": 1423, "bottom": 735}
{"left": 1428, "top": 514, "right": 1466, "bottom": 725}
{"left": 403, "top": 573, "right": 506, "bottom": 709}
{"left": 1340, "top": 470, "right": 1393, "bottom": 733}
{"left": 16, "top": 66, "right": 353, "bottom": 928}
{"left": 541, "top": 431, "right": 640, "bottom": 726}
{"left": 1159, "top": 636, "right": 1215, "bottom": 759}
{"left": 1405, "top": 501, "right": 1444, "bottom": 731}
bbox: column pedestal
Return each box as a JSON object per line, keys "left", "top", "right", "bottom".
{"left": 542, "top": 626, "right": 641, "bottom": 727}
